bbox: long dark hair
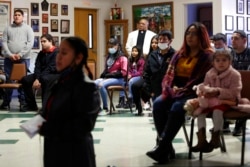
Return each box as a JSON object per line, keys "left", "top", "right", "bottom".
{"left": 62, "top": 36, "right": 93, "bottom": 79}
{"left": 129, "top": 45, "right": 143, "bottom": 63}
{"left": 178, "top": 22, "right": 213, "bottom": 57}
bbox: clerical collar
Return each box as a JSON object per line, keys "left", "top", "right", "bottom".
{"left": 140, "top": 30, "right": 146, "bottom": 34}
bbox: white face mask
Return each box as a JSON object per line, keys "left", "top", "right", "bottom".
{"left": 158, "top": 43, "right": 169, "bottom": 50}
{"left": 108, "top": 47, "right": 117, "bottom": 54}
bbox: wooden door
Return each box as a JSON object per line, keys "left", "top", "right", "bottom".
{"left": 74, "top": 8, "right": 97, "bottom": 78}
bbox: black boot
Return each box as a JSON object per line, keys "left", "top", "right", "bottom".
{"left": 146, "top": 112, "right": 184, "bottom": 163}
{"left": 115, "top": 96, "right": 125, "bottom": 108}
{"left": 123, "top": 98, "right": 133, "bottom": 109}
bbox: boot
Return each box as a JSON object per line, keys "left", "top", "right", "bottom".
{"left": 146, "top": 112, "right": 184, "bottom": 164}
{"left": 115, "top": 96, "right": 125, "bottom": 108}
{"left": 123, "top": 98, "right": 134, "bottom": 109}
{"left": 191, "top": 127, "right": 213, "bottom": 153}
{"left": 209, "top": 130, "right": 221, "bottom": 149}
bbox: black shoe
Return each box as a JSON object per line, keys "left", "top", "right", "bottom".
{"left": 232, "top": 127, "right": 242, "bottom": 136}
{"left": 146, "top": 146, "right": 169, "bottom": 164}
{"left": 20, "top": 105, "right": 38, "bottom": 112}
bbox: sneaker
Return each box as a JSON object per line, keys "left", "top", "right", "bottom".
{"left": 143, "top": 102, "right": 150, "bottom": 110}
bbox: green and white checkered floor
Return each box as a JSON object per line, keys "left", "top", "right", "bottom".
{"left": 0, "top": 97, "right": 250, "bottom": 167}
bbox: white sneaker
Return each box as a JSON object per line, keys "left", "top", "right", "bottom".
{"left": 143, "top": 102, "right": 150, "bottom": 110}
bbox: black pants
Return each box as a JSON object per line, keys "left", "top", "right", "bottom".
{"left": 21, "top": 74, "right": 52, "bottom": 106}
{"left": 131, "top": 77, "right": 144, "bottom": 109}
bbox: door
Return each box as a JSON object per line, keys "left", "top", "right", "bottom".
{"left": 74, "top": 8, "right": 97, "bottom": 78}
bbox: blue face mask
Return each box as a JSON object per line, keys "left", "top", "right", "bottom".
{"left": 108, "top": 47, "right": 117, "bottom": 54}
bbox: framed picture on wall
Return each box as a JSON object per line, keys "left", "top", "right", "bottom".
{"left": 132, "top": 2, "right": 173, "bottom": 35}
{"left": 42, "top": 13, "right": 48, "bottom": 23}
{"left": 61, "top": 5, "right": 68, "bottom": 15}
{"left": 31, "top": 19, "right": 39, "bottom": 32}
{"left": 226, "top": 33, "right": 233, "bottom": 47}
{"left": 225, "top": 15, "right": 234, "bottom": 31}
{"left": 247, "top": 17, "right": 250, "bottom": 31}
{"left": 14, "top": 8, "right": 29, "bottom": 25}
{"left": 31, "top": 3, "right": 39, "bottom": 16}
{"left": 33, "top": 36, "right": 39, "bottom": 49}
{"left": 52, "top": 36, "right": 59, "bottom": 47}
{"left": 0, "top": 1, "right": 11, "bottom": 34}
{"left": 60, "top": 20, "right": 70, "bottom": 33}
{"left": 42, "top": 27, "right": 48, "bottom": 35}
{"left": 50, "top": 3, "right": 58, "bottom": 16}
{"left": 237, "top": 16, "right": 245, "bottom": 30}
{"left": 237, "top": 0, "right": 244, "bottom": 14}
{"left": 248, "top": 0, "right": 250, "bottom": 15}
{"left": 51, "top": 19, "right": 58, "bottom": 32}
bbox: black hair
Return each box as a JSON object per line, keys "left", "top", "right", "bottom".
{"left": 213, "top": 33, "right": 226, "bottom": 43}
{"left": 14, "top": 9, "right": 24, "bottom": 16}
{"left": 62, "top": 36, "right": 93, "bottom": 79}
{"left": 40, "top": 34, "right": 55, "bottom": 46}
{"left": 129, "top": 45, "right": 143, "bottom": 63}
{"left": 158, "top": 30, "right": 172, "bottom": 40}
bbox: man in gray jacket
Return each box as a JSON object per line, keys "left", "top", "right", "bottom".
{"left": 1, "top": 9, "right": 34, "bottom": 111}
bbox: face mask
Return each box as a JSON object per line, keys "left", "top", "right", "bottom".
{"left": 215, "top": 48, "right": 225, "bottom": 51}
{"left": 158, "top": 43, "right": 169, "bottom": 50}
{"left": 108, "top": 47, "right": 117, "bottom": 54}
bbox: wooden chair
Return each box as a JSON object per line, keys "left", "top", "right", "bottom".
{"left": 188, "top": 70, "right": 250, "bottom": 166}
{"left": 106, "top": 83, "right": 133, "bottom": 115}
{"left": 0, "top": 63, "right": 26, "bottom": 89}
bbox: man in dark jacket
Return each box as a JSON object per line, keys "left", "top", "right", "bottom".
{"left": 131, "top": 30, "right": 176, "bottom": 115}
{"left": 20, "top": 34, "right": 58, "bottom": 111}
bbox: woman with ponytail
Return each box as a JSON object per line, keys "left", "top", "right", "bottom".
{"left": 39, "top": 36, "right": 101, "bottom": 167}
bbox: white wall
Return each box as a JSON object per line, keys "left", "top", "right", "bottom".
{"left": 6, "top": 0, "right": 240, "bottom": 74}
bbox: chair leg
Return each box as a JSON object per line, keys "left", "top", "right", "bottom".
{"left": 220, "top": 132, "right": 226, "bottom": 152}
{"left": 188, "top": 118, "right": 195, "bottom": 159}
{"left": 241, "top": 119, "right": 246, "bottom": 166}
{"left": 123, "top": 89, "right": 132, "bottom": 113}
{"left": 182, "top": 124, "right": 190, "bottom": 147}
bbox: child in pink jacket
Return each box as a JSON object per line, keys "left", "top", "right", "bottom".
{"left": 191, "top": 49, "right": 242, "bottom": 153}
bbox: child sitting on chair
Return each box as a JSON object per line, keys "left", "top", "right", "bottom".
{"left": 190, "top": 49, "right": 242, "bottom": 153}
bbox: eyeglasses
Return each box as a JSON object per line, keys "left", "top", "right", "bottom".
{"left": 185, "top": 31, "right": 198, "bottom": 36}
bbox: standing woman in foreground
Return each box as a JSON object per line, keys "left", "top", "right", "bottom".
{"left": 39, "top": 37, "right": 101, "bottom": 167}
{"left": 146, "top": 22, "right": 214, "bottom": 164}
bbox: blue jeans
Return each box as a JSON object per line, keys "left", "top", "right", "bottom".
{"left": 119, "top": 76, "right": 141, "bottom": 98}
{"left": 2, "top": 58, "right": 30, "bottom": 105}
{"left": 95, "top": 78, "right": 124, "bottom": 109}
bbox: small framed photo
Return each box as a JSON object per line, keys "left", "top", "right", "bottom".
{"left": 42, "top": 13, "right": 48, "bottom": 23}
{"left": 237, "top": 0, "right": 244, "bottom": 14}
{"left": 42, "top": 27, "right": 48, "bottom": 35}
{"left": 247, "top": 17, "right": 250, "bottom": 31}
{"left": 61, "top": 5, "right": 68, "bottom": 15}
{"left": 51, "top": 19, "right": 58, "bottom": 32}
{"left": 52, "top": 36, "right": 59, "bottom": 47}
{"left": 60, "top": 20, "right": 70, "bottom": 33}
{"left": 248, "top": 34, "right": 250, "bottom": 47}
{"left": 237, "top": 16, "right": 245, "bottom": 31}
{"left": 225, "top": 15, "right": 234, "bottom": 31}
{"left": 31, "top": 3, "right": 39, "bottom": 16}
{"left": 226, "top": 33, "right": 233, "bottom": 47}
{"left": 248, "top": 0, "right": 250, "bottom": 15}
{"left": 33, "top": 36, "right": 40, "bottom": 49}
{"left": 50, "top": 3, "right": 58, "bottom": 16}
{"left": 14, "top": 8, "right": 29, "bottom": 24}
{"left": 31, "top": 19, "right": 39, "bottom": 32}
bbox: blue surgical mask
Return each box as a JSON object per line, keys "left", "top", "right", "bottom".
{"left": 108, "top": 48, "right": 117, "bottom": 54}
